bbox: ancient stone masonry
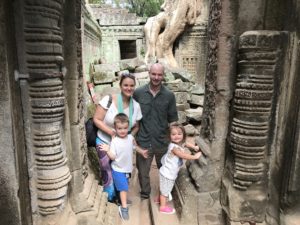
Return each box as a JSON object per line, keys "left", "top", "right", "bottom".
{"left": 174, "top": 23, "right": 208, "bottom": 86}
{"left": 18, "top": 0, "right": 71, "bottom": 219}
{"left": 222, "top": 31, "right": 286, "bottom": 223}
{"left": 90, "top": 4, "right": 145, "bottom": 64}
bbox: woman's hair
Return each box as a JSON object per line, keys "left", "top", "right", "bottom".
{"left": 114, "top": 113, "right": 129, "bottom": 126}
{"left": 119, "top": 72, "right": 136, "bottom": 85}
{"left": 169, "top": 123, "right": 186, "bottom": 144}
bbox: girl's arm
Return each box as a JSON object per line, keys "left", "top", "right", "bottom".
{"left": 185, "top": 142, "right": 200, "bottom": 152}
{"left": 93, "top": 104, "right": 116, "bottom": 138}
{"left": 172, "top": 147, "right": 202, "bottom": 160}
{"left": 100, "top": 143, "right": 116, "bottom": 160}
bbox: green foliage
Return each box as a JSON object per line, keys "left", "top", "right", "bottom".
{"left": 102, "top": 0, "right": 163, "bottom": 17}
{"left": 140, "top": 48, "right": 145, "bottom": 57}
{"left": 88, "top": 0, "right": 105, "bottom": 3}
{"left": 126, "top": 0, "right": 164, "bottom": 17}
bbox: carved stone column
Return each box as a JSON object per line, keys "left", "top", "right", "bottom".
{"left": 221, "top": 31, "right": 287, "bottom": 224}
{"left": 14, "top": 0, "right": 71, "bottom": 223}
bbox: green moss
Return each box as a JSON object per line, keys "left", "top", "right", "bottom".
{"left": 87, "top": 147, "right": 101, "bottom": 183}
{"left": 87, "top": 103, "right": 96, "bottom": 119}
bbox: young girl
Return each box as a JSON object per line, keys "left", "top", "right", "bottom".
{"left": 158, "top": 123, "right": 202, "bottom": 214}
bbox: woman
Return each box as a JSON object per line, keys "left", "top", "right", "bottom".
{"left": 93, "top": 73, "right": 143, "bottom": 201}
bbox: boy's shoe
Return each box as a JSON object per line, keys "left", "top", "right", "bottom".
{"left": 118, "top": 206, "right": 129, "bottom": 220}
{"left": 160, "top": 206, "right": 175, "bottom": 214}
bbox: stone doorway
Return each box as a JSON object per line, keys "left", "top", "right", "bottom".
{"left": 119, "top": 40, "right": 137, "bottom": 59}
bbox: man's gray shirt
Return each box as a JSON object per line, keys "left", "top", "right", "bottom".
{"left": 133, "top": 84, "right": 178, "bottom": 149}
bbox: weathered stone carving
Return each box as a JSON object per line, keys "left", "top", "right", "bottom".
{"left": 21, "top": 0, "right": 71, "bottom": 218}
{"left": 144, "top": 0, "right": 204, "bottom": 67}
{"left": 221, "top": 31, "right": 286, "bottom": 223}
{"left": 231, "top": 31, "right": 282, "bottom": 190}
{"left": 174, "top": 24, "right": 208, "bottom": 85}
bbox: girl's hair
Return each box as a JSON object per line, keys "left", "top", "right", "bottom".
{"left": 119, "top": 72, "right": 136, "bottom": 85}
{"left": 114, "top": 113, "right": 129, "bottom": 126}
{"left": 169, "top": 123, "right": 186, "bottom": 144}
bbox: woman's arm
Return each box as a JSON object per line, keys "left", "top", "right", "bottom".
{"left": 172, "top": 147, "right": 202, "bottom": 160}
{"left": 131, "top": 121, "right": 140, "bottom": 137}
{"left": 93, "top": 104, "right": 115, "bottom": 138}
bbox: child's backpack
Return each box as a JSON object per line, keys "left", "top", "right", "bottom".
{"left": 85, "top": 94, "right": 112, "bottom": 147}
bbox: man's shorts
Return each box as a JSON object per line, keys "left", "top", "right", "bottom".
{"left": 112, "top": 170, "right": 130, "bottom": 192}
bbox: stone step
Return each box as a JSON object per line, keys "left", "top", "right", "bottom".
{"left": 86, "top": 178, "right": 99, "bottom": 208}
{"left": 122, "top": 167, "right": 152, "bottom": 225}
{"left": 149, "top": 182, "right": 180, "bottom": 225}
{"left": 103, "top": 202, "right": 120, "bottom": 225}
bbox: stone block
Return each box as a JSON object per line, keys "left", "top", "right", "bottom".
{"left": 170, "top": 68, "right": 195, "bottom": 82}
{"left": 176, "top": 103, "right": 190, "bottom": 111}
{"left": 185, "top": 107, "right": 203, "bottom": 122}
{"left": 93, "top": 71, "right": 116, "bottom": 84}
{"left": 116, "top": 70, "right": 129, "bottom": 77}
{"left": 221, "top": 177, "right": 268, "bottom": 222}
{"left": 164, "top": 70, "right": 176, "bottom": 82}
{"left": 194, "top": 136, "right": 211, "bottom": 157}
{"left": 119, "top": 58, "right": 144, "bottom": 71}
{"left": 178, "top": 111, "right": 187, "bottom": 124}
{"left": 134, "top": 64, "right": 148, "bottom": 72}
{"left": 191, "top": 84, "right": 205, "bottom": 95}
{"left": 174, "top": 92, "right": 189, "bottom": 104}
{"left": 174, "top": 169, "right": 223, "bottom": 225}
{"left": 132, "top": 71, "right": 149, "bottom": 79}
{"left": 94, "top": 84, "right": 114, "bottom": 94}
{"left": 184, "top": 124, "right": 197, "bottom": 136}
{"left": 165, "top": 79, "right": 191, "bottom": 92}
{"left": 190, "top": 94, "right": 204, "bottom": 106}
{"left": 93, "top": 63, "right": 120, "bottom": 73}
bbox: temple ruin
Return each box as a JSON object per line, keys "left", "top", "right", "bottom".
{"left": 1, "top": 0, "right": 300, "bottom": 225}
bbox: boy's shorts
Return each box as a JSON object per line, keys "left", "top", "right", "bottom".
{"left": 112, "top": 170, "right": 130, "bottom": 192}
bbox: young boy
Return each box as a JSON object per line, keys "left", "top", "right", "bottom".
{"left": 100, "top": 113, "right": 147, "bottom": 221}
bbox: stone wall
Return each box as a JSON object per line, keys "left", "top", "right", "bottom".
{"left": 0, "top": 1, "right": 31, "bottom": 225}
{"left": 82, "top": 4, "right": 102, "bottom": 83}
{"left": 0, "top": 0, "right": 119, "bottom": 225}
{"left": 90, "top": 4, "right": 145, "bottom": 64}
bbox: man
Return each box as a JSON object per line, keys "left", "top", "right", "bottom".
{"left": 133, "top": 63, "right": 178, "bottom": 199}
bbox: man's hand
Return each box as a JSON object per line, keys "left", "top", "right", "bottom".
{"left": 139, "top": 148, "right": 149, "bottom": 159}
{"left": 136, "top": 146, "right": 149, "bottom": 159}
